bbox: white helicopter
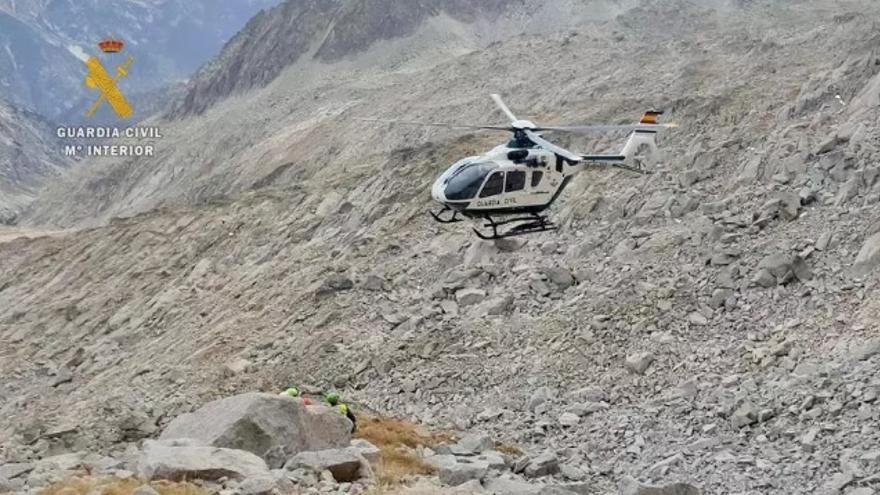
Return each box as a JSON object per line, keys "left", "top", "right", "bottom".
{"left": 360, "top": 94, "right": 675, "bottom": 239}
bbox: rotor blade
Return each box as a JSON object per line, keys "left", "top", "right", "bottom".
{"left": 524, "top": 129, "right": 582, "bottom": 162}
{"left": 354, "top": 117, "right": 511, "bottom": 131}
{"left": 533, "top": 123, "right": 678, "bottom": 133}
{"left": 490, "top": 94, "right": 518, "bottom": 122}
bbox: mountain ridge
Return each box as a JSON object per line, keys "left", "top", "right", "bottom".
{"left": 0, "top": 0, "right": 280, "bottom": 121}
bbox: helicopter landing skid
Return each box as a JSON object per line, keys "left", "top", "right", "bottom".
{"left": 429, "top": 206, "right": 462, "bottom": 224}
{"left": 472, "top": 213, "right": 556, "bottom": 240}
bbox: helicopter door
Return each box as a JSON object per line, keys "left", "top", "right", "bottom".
{"left": 479, "top": 172, "right": 504, "bottom": 198}
{"left": 505, "top": 171, "right": 526, "bottom": 192}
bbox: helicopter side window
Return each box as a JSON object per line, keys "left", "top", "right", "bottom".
{"left": 505, "top": 171, "right": 525, "bottom": 192}
{"left": 531, "top": 171, "right": 543, "bottom": 188}
{"left": 479, "top": 172, "right": 504, "bottom": 198}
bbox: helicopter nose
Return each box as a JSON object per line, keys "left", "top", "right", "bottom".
{"left": 431, "top": 177, "right": 447, "bottom": 203}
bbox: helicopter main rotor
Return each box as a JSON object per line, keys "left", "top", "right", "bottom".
{"left": 355, "top": 94, "right": 674, "bottom": 162}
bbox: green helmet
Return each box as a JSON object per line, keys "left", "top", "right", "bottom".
{"left": 325, "top": 392, "right": 339, "bottom": 405}
{"left": 283, "top": 387, "right": 300, "bottom": 397}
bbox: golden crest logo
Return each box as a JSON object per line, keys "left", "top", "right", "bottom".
{"left": 82, "top": 37, "right": 134, "bottom": 119}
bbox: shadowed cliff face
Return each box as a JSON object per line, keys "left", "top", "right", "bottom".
{"left": 171, "top": 0, "right": 518, "bottom": 117}
{"left": 0, "top": 99, "right": 69, "bottom": 224}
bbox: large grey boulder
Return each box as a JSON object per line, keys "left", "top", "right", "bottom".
{"left": 524, "top": 453, "right": 560, "bottom": 479}
{"left": 349, "top": 439, "right": 381, "bottom": 466}
{"left": 0, "top": 475, "right": 20, "bottom": 493}
{"left": 439, "top": 459, "right": 488, "bottom": 486}
{"left": 285, "top": 447, "right": 372, "bottom": 482}
{"left": 160, "top": 393, "right": 351, "bottom": 467}
{"left": 484, "top": 477, "right": 543, "bottom": 494}
{"left": 451, "top": 432, "right": 494, "bottom": 455}
{"left": 0, "top": 463, "right": 34, "bottom": 480}
{"left": 138, "top": 439, "right": 271, "bottom": 482}
{"left": 753, "top": 253, "right": 811, "bottom": 286}
{"left": 853, "top": 232, "right": 880, "bottom": 277}
{"left": 544, "top": 267, "right": 574, "bottom": 289}
{"left": 619, "top": 476, "right": 701, "bottom": 495}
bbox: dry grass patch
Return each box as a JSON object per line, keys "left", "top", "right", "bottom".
{"left": 40, "top": 476, "right": 210, "bottom": 495}
{"left": 494, "top": 441, "right": 525, "bottom": 457}
{"left": 355, "top": 415, "right": 457, "bottom": 487}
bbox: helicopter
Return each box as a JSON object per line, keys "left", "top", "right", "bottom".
{"left": 359, "top": 94, "right": 675, "bottom": 239}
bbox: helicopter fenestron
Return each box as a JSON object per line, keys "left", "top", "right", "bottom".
{"left": 359, "top": 94, "right": 675, "bottom": 240}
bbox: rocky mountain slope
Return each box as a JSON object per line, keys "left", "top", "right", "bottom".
{"left": 0, "top": 99, "right": 69, "bottom": 224}
{"left": 170, "top": 0, "right": 518, "bottom": 116}
{"left": 3, "top": 0, "right": 880, "bottom": 494}
{"left": 0, "top": 0, "right": 280, "bottom": 121}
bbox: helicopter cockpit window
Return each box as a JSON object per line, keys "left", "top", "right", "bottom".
{"left": 531, "top": 171, "right": 543, "bottom": 188}
{"left": 505, "top": 171, "right": 525, "bottom": 192}
{"left": 444, "top": 162, "right": 496, "bottom": 200}
{"left": 479, "top": 172, "right": 504, "bottom": 198}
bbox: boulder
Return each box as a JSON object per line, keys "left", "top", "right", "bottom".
{"left": 834, "top": 177, "right": 860, "bottom": 206}
{"left": 138, "top": 439, "right": 271, "bottom": 482}
{"left": 475, "top": 451, "right": 508, "bottom": 471}
{"left": 315, "top": 191, "right": 344, "bottom": 217}
{"left": 324, "top": 274, "right": 354, "bottom": 290}
{"left": 731, "top": 403, "right": 758, "bottom": 428}
{"left": 544, "top": 267, "right": 574, "bottom": 289}
{"left": 816, "top": 232, "right": 832, "bottom": 251}
{"left": 540, "top": 487, "right": 581, "bottom": 495}
{"left": 0, "top": 476, "right": 19, "bottom": 493}
{"left": 758, "top": 253, "right": 793, "bottom": 281}
{"left": 528, "top": 387, "right": 554, "bottom": 412}
{"left": 285, "top": 448, "right": 372, "bottom": 483}
{"left": 456, "top": 288, "right": 487, "bottom": 306}
{"left": 451, "top": 433, "right": 493, "bottom": 455}
{"left": 751, "top": 268, "right": 776, "bottom": 288}
{"left": 0, "top": 463, "right": 34, "bottom": 480}
{"left": 779, "top": 192, "right": 801, "bottom": 220}
{"left": 495, "top": 238, "right": 529, "bottom": 252}
{"left": 853, "top": 232, "right": 880, "bottom": 277}
{"left": 436, "top": 458, "right": 488, "bottom": 486}
{"left": 160, "top": 393, "right": 351, "bottom": 467}
{"left": 560, "top": 464, "right": 587, "bottom": 481}
{"left": 524, "top": 452, "right": 560, "bottom": 479}
{"left": 790, "top": 255, "right": 812, "bottom": 281}
{"left": 755, "top": 253, "right": 811, "bottom": 285}
{"left": 36, "top": 453, "right": 87, "bottom": 471}
{"left": 236, "top": 475, "right": 277, "bottom": 495}
{"left": 625, "top": 352, "right": 655, "bottom": 375}
{"left": 480, "top": 296, "right": 513, "bottom": 316}
{"left": 362, "top": 274, "right": 386, "bottom": 291}
{"left": 558, "top": 413, "right": 580, "bottom": 427}
{"left": 132, "top": 485, "right": 161, "bottom": 495}
{"left": 484, "top": 477, "right": 542, "bottom": 495}
{"left": 349, "top": 439, "right": 381, "bottom": 466}
{"left": 465, "top": 241, "right": 497, "bottom": 266}
{"left": 619, "top": 476, "right": 701, "bottom": 495}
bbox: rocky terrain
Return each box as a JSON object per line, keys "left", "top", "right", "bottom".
{"left": 0, "top": 99, "right": 69, "bottom": 224}
{"left": 170, "top": 0, "right": 522, "bottom": 116}
{"left": 3, "top": 0, "right": 880, "bottom": 494}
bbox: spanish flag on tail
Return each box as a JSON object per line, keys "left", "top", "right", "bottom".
{"left": 639, "top": 110, "right": 664, "bottom": 125}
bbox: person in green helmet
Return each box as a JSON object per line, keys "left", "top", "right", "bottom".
{"left": 280, "top": 387, "right": 300, "bottom": 398}
{"left": 325, "top": 392, "right": 357, "bottom": 432}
